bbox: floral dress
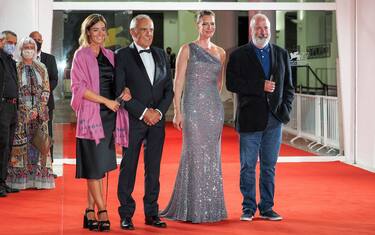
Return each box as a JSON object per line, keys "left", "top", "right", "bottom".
{"left": 6, "top": 61, "right": 55, "bottom": 189}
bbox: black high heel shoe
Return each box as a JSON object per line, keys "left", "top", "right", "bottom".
{"left": 83, "top": 208, "right": 98, "bottom": 231}
{"left": 97, "top": 210, "right": 110, "bottom": 232}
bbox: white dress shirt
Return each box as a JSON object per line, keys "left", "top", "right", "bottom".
{"left": 134, "top": 42, "right": 155, "bottom": 85}
{"left": 36, "top": 51, "right": 41, "bottom": 62}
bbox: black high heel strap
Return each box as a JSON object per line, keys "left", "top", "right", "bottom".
{"left": 85, "top": 208, "right": 95, "bottom": 214}
{"left": 98, "top": 210, "right": 108, "bottom": 215}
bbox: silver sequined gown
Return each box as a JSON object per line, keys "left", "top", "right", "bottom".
{"left": 160, "top": 43, "right": 227, "bottom": 223}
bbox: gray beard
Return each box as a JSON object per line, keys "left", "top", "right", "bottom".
{"left": 252, "top": 35, "right": 270, "bottom": 48}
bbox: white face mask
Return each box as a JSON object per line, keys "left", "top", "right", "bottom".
{"left": 22, "top": 49, "right": 35, "bottom": 59}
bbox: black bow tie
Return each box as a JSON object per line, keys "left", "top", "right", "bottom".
{"left": 139, "top": 49, "right": 151, "bottom": 54}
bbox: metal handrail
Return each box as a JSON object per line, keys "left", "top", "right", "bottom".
{"left": 292, "top": 64, "right": 337, "bottom": 96}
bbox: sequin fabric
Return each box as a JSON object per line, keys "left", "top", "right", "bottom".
{"left": 160, "top": 43, "right": 227, "bottom": 223}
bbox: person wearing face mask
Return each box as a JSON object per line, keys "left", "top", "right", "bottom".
{"left": 6, "top": 37, "right": 55, "bottom": 190}
{"left": 29, "top": 31, "right": 58, "bottom": 172}
{"left": 0, "top": 31, "right": 20, "bottom": 197}
{"left": 226, "top": 13, "right": 294, "bottom": 221}
{"left": 2, "top": 31, "right": 17, "bottom": 58}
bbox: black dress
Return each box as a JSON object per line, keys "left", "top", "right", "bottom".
{"left": 75, "top": 50, "right": 117, "bottom": 179}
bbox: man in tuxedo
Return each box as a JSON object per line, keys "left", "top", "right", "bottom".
{"left": 29, "top": 31, "right": 58, "bottom": 166}
{"left": 0, "top": 31, "right": 20, "bottom": 197}
{"left": 226, "top": 13, "right": 294, "bottom": 221}
{"left": 115, "top": 14, "right": 173, "bottom": 230}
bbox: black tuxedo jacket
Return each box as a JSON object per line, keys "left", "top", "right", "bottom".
{"left": 0, "top": 54, "right": 4, "bottom": 99}
{"left": 40, "top": 52, "right": 58, "bottom": 110}
{"left": 226, "top": 43, "right": 294, "bottom": 132}
{"left": 115, "top": 43, "right": 173, "bottom": 127}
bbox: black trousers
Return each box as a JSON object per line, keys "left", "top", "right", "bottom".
{"left": 118, "top": 123, "right": 165, "bottom": 219}
{"left": 48, "top": 109, "right": 54, "bottom": 162}
{"left": 0, "top": 102, "right": 17, "bottom": 182}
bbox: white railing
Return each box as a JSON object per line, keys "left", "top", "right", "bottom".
{"left": 283, "top": 94, "right": 340, "bottom": 153}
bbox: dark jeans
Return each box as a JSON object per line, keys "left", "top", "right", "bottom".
{"left": 239, "top": 113, "right": 282, "bottom": 214}
{"left": 0, "top": 102, "right": 17, "bottom": 182}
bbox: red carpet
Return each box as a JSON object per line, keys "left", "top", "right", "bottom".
{"left": 1, "top": 162, "right": 375, "bottom": 234}
{"left": 5, "top": 123, "right": 371, "bottom": 235}
{"left": 63, "top": 123, "right": 315, "bottom": 159}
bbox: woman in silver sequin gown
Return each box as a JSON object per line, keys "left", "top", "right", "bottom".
{"left": 160, "top": 10, "right": 227, "bottom": 223}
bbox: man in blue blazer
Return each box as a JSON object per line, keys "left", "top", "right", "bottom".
{"left": 115, "top": 14, "right": 173, "bottom": 230}
{"left": 226, "top": 13, "right": 294, "bottom": 222}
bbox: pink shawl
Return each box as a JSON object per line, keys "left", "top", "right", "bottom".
{"left": 70, "top": 46, "right": 128, "bottom": 147}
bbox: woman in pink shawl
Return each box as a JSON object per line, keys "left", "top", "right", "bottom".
{"left": 70, "top": 14, "right": 130, "bottom": 232}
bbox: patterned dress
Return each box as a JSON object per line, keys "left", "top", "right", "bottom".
{"left": 160, "top": 43, "right": 227, "bottom": 223}
{"left": 6, "top": 61, "right": 55, "bottom": 189}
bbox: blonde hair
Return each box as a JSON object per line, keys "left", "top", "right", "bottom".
{"left": 196, "top": 10, "right": 215, "bottom": 24}
{"left": 78, "top": 14, "right": 107, "bottom": 47}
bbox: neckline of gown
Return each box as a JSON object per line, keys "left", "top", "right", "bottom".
{"left": 191, "top": 43, "right": 221, "bottom": 64}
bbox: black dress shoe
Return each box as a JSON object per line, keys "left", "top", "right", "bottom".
{"left": 3, "top": 184, "right": 20, "bottom": 193}
{"left": 0, "top": 186, "right": 7, "bottom": 197}
{"left": 145, "top": 216, "right": 167, "bottom": 228}
{"left": 120, "top": 217, "right": 134, "bottom": 230}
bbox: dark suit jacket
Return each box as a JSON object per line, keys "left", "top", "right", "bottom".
{"left": 226, "top": 43, "right": 294, "bottom": 132}
{"left": 0, "top": 55, "right": 4, "bottom": 99}
{"left": 40, "top": 52, "right": 58, "bottom": 110}
{"left": 0, "top": 50, "right": 17, "bottom": 99}
{"left": 115, "top": 43, "right": 174, "bottom": 128}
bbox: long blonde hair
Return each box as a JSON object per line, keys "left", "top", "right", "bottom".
{"left": 78, "top": 14, "right": 107, "bottom": 47}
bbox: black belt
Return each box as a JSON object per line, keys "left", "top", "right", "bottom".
{"left": 0, "top": 97, "right": 17, "bottom": 104}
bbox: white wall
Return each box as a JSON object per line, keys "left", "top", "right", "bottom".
{"left": 0, "top": 0, "right": 53, "bottom": 53}
{"left": 336, "top": 0, "right": 375, "bottom": 172}
{"left": 336, "top": 0, "right": 356, "bottom": 165}
{"left": 355, "top": 0, "right": 375, "bottom": 171}
{"left": 0, "top": 0, "right": 37, "bottom": 40}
